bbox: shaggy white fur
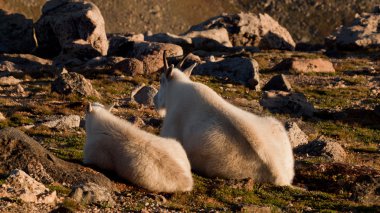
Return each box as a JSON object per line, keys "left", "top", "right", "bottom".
{"left": 154, "top": 63, "right": 294, "bottom": 185}
{"left": 84, "top": 102, "right": 193, "bottom": 192}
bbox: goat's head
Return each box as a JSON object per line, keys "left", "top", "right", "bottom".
{"left": 153, "top": 51, "right": 197, "bottom": 117}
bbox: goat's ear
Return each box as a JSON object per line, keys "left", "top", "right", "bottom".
{"left": 183, "top": 63, "right": 197, "bottom": 77}
{"left": 165, "top": 64, "right": 174, "bottom": 79}
{"left": 105, "top": 103, "right": 115, "bottom": 112}
{"left": 86, "top": 103, "right": 93, "bottom": 113}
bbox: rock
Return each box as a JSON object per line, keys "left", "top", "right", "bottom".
{"left": 262, "top": 74, "right": 292, "bottom": 91}
{"left": 0, "top": 169, "right": 57, "bottom": 204}
{"left": 295, "top": 136, "right": 347, "bottom": 162}
{"left": 184, "top": 28, "right": 233, "bottom": 51}
{"left": 51, "top": 72, "right": 100, "bottom": 98}
{"left": 34, "top": 0, "right": 108, "bottom": 60}
{"left": 0, "top": 76, "right": 22, "bottom": 86}
{"left": 326, "top": 7, "right": 380, "bottom": 50}
{"left": 0, "top": 53, "right": 53, "bottom": 77}
{"left": 0, "top": 112, "right": 6, "bottom": 121}
{"left": 295, "top": 161, "right": 380, "bottom": 204}
{"left": 41, "top": 115, "right": 81, "bottom": 130}
{"left": 107, "top": 34, "right": 144, "bottom": 56}
{"left": 0, "top": 127, "right": 112, "bottom": 188}
{"left": 132, "top": 41, "right": 183, "bottom": 74}
{"left": 113, "top": 58, "right": 144, "bottom": 76}
{"left": 69, "top": 182, "right": 115, "bottom": 206}
{"left": 193, "top": 57, "right": 260, "bottom": 90}
{"left": 69, "top": 56, "right": 125, "bottom": 75}
{"left": 240, "top": 205, "right": 271, "bottom": 213}
{"left": 285, "top": 121, "right": 309, "bottom": 148}
{"left": 0, "top": 10, "right": 36, "bottom": 53}
{"left": 16, "top": 84, "right": 25, "bottom": 94}
{"left": 131, "top": 85, "right": 158, "bottom": 106}
{"left": 260, "top": 91, "right": 315, "bottom": 117}
{"left": 274, "top": 58, "right": 335, "bottom": 74}
{"left": 186, "top": 12, "right": 295, "bottom": 50}
{"left": 145, "top": 33, "right": 192, "bottom": 49}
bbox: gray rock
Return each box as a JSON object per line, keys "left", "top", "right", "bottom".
{"left": 262, "top": 74, "right": 292, "bottom": 91}
{"left": 145, "top": 32, "right": 192, "bottom": 49}
{"left": 326, "top": 7, "right": 380, "bottom": 50}
{"left": 186, "top": 12, "right": 295, "bottom": 50}
{"left": 41, "top": 115, "right": 81, "bottom": 130}
{"left": 0, "top": 127, "right": 112, "bottom": 188}
{"left": 193, "top": 57, "right": 260, "bottom": 90}
{"left": 285, "top": 121, "right": 309, "bottom": 148}
{"left": 132, "top": 85, "right": 158, "bottom": 106}
{"left": 51, "top": 72, "right": 100, "bottom": 98}
{"left": 69, "top": 182, "right": 115, "bottom": 206}
{"left": 260, "top": 91, "right": 315, "bottom": 117}
{"left": 295, "top": 136, "right": 347, "bottom": 162}
{"left": 107, "top": 34, "right": 144, "bottom": 56}
{"left": 0, "top": 10, "right": 36, "bottom": 53}
{"left": 0, "top": 169, "right": 57, "bottom": 204}
{"left": 34, "top": 0, "right": 108, "bottom": 60}
{"left": 0, "top": 76, "right": 22, "bottom": 86}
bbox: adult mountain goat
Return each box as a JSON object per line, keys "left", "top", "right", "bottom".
{"left": 84, "top": 102, "right": 193, "bottom": 192}
{"left": 154, "top": 52, "right": 294, "bottom": 185}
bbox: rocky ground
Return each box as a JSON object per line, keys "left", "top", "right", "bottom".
{"left": 0, "top": 0, "right": 380, "bottom": 212}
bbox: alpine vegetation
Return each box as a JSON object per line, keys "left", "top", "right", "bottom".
{"left": 84, "top": 102, "right": 193, "bottom": 192}
{"left": 154, "top": 52, "right": 295, "bottom": 185}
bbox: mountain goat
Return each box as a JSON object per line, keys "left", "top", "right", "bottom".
{"left": 84, "top": 102, "right": 193, "bottom": 192}
{"left": 153, "top": 52, "right": 294, "bottom": 185}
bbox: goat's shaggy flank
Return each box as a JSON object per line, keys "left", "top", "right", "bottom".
{"left": 84, "top": 102, "right": 193, "bottom": 192}
{"left": 154, "top": 59, "right": 294, "bottom": 185}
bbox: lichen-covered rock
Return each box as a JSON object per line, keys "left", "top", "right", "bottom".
{"left": 69, "top": 182, "right": 115, "bottom": 206}
{"left": 193, "top": 57, "right": 260, "bottom": 90}
{"left": 34, "top": 0, "right": 108, "bottom": 60}
{"left": 326, "top": 7, "right": 380, "bottom": 50}
{"left": 186, "top": 12, "right": 295, "bottom": 50}
{"left": 295, "top": 136, "right": 347, "bottom": 162}
{"left": 131, "top": 85, "right": 158, "bottom": 106}
{"left": 51, "top": 72, "right": 100, "bottom": 98}
{"left": 260, "top": 91, "right": 315, "bottom": 117}
{"left": 0, "top": 10, "right": 36, "bottom": 53}
{"left": 0, "top": 169, "right": 57, "bottom": 204}
{"left": 285, "top": 121, "right": 309, "bottom": 148}
{"left": 41, "top": 115, "right": 81, "bottom": 130}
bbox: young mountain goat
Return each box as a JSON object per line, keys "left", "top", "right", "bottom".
{"left": 153, "top": 52, "right": 294, "bottom": 185}
{"left": 84, "top": 102, "right": 193, "bottom": 192}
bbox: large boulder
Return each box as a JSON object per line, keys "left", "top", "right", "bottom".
{"left": 0, "top": 10, "right": 36, "bottom": 53}
{"left": 326, "top": 7, "right": 380, "bottom": 50}
{"left": 192, "top": 57, "right": 260, "bottom": 90}
{"left": 34, "top": 0, "right": 108, "bottom": 61}
{"left": 186, "top": 12, "right": 295, "bottom": 50}
{"left": 0, "top": 128, "right": 112, "bottom": 188}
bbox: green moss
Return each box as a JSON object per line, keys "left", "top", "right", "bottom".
{"left": 47, "top": 184, "right": 71, "bottom": 196}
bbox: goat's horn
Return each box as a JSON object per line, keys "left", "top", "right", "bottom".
{"left": 163, "top": 50, "right": 169, "bottom": 71}
{"left": 176, "top": 53, "right": 192, "bottom": 69}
